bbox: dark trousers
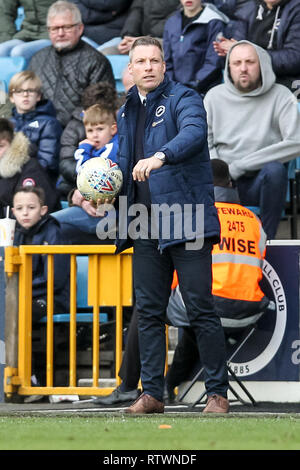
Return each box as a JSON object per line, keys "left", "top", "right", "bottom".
{"left": 133, "top": 237, "right": 228, "bottom": 402}
{"left": 236, "top": 162, "right": 288, "bottom": 239}
{"left": 166, "top": 328, "right": 199, "bottom": 389}
{"left": 119, "top": 305, "right": 141, "bottom": 390}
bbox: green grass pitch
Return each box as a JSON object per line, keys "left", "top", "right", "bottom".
{"left": 0, "top": 414, "right": 300, "bottom": 450}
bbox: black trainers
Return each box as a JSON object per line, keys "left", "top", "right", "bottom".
{"left": 92, "top": 386, "right": 141, "bottom": 405}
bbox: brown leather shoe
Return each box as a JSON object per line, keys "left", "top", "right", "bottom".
{"left": 125, "top": 393, "right": 164, "bottom": 414}
{"left": 203, "top": 394, "right": 229, "bottom": 413}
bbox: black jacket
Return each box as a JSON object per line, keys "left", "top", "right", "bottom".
{"left": 13, "top": 215, "right": 70, "bottom": 312}
{"left": 57, "top": 107, "right": 85, "bottom": 198}
{"left": 72, "top": 0, "right": 133, "bottom": 45}
{"left": 121, "top": 0, "right": 180, "bottom": 38}
{"left": 28, "top": 40, "right": 115, "bottom": 127}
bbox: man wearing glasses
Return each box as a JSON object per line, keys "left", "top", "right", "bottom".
{"left": 28, "top": 1, "right": 115, "bottom": 128}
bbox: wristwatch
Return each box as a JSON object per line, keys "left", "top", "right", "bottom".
{"left": 154, "top": 152, "right": 166, "bottom": 164}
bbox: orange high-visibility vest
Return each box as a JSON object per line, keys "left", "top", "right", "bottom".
{"left": 212, "top": 202, "right": 266, "bottom": 302}
{"left": 171, "top": 202, "right": 266, "bottom": 302}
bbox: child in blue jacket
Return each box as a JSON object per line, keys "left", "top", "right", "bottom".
{"left": 9, "top": 70, "right": 62, "bottom": 182}
{"left": 74, "top": 103, "right": 118, "bottom": 173}
{"left": 163, "top": 0, "right": 228, "bottom": 95}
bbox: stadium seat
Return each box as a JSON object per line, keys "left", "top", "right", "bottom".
{"left": 15, "top": 6, "right": 25, "bottom": 31}
{"left": 60, "top": 200, "right": 69, "bottom": 210}
{"left": 106, "top": 54, "right": 129, "bottom": 93}
{"left": 0, "top": 56, "right": 27, "bottom": 92}
{"left": 40, "top": 255, "right": 108, "bottom": 324}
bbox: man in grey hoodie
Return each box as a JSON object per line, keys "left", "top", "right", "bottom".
{"left": 204, "top": 40, "right": 300, "bottom": 239}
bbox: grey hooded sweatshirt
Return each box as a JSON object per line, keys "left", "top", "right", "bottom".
{"left": 204, "top": 40, "right": 300, "bottom": 180}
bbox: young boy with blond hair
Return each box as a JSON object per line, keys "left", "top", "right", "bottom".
{"left": 74, "top": 103, "right": 118, "bottom": 172}
{"left": 9, "top": 70, "right": 62, "bottom": 182}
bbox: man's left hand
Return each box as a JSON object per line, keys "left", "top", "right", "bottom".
{"left": 132, "top": 156, "right": 164, "bottom": 182}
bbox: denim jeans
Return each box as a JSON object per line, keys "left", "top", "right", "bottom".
{"left": 0, "top": 39, "right": 51, "bottom": 62}
{"left": 236, "top": 162, "right": 288, "bottom": 239}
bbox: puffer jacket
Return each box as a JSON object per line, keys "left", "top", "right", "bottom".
{"left": 11, "top": 99, "right": 62, "bottom": 177}
{"left": 121, "top": 0, "right": 180, "bottom": 38}
{"left": 13, "top": 215, "right": 70, "bottom": 313}
{"left": 0, "top": 0, "right": 55, "bottom": 42}
{"left": 163, "top": 3, "right": 228, "bottom": 94}
{"left": 57, "top": 107, "right": 85, "bottom": 198}
{"left": 28, "top": 40, "right": 115, "bottom": 128}
{"left": 72, "top": 0, "right": 133, "bottom": 45}
{"left": 116, "top": 75, "right": 220, "bottom": 253}
{"left": 0, "top": 132, "right": 61, "bottom": 217}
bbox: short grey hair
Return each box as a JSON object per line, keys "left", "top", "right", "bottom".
{"left": 47, "top": 1, "right": 82, "bottom": 25}
{"left": 129, "top": 36, "right": 164, "bottom": 62}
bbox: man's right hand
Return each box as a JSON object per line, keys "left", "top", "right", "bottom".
{"left": 213, "top": 37, "right": 237, "bottom": 56}
{"left": 118, "top": 36, "right": 137, "bottom": 54}
{"left": 81, "top": 199, "right": 99, "bottom": 217}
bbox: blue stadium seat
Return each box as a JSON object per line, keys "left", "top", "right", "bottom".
{"left": 60, "top": 200, "right": 69, "bottom": 210}
{"left": 0, "top": 56, "right": 27, "bottom": 92}
{"left": 15, "top": 6, "right": 25, "bottom": 31}
{"left": 106, "top": 54, "right": 129, "bottom": 93}
{"left": 245, "top": 206, "right": 260, "bottom": 216}
{"left": 40, "top": 255, "right": 108, "bottom": 324}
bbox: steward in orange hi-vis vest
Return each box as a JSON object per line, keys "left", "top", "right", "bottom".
{"left": 211, "top": 185, "right": 270, "bottom": 324}
{"left": 168, "top": 185, "right": 270, "bottom": 329}
{"left": 213, "top": 200, "right": 266, "bottom": 302}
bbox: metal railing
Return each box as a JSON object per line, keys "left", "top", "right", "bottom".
{"left": 4, "top": 245, "right": 133, "bottom": 399}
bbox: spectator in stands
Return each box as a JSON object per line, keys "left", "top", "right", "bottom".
{"left": 164, "top": 158, "right": 270, "bottom": 401}
{"left": 213, "top": 0, "right": 300, "bottom": 92}
{"left": 0, "top": 0, "right": 53, "bottom": 62}
{"left": 12, "top": 184, "right": 69, "bottom": 401}
{"left": 100, "top": 0, "right": 180, "bottom": 55}
{"left": 204, "top": 40, "right": 300, "bottom": 239}
{"left": 9, "top": 70, "right": 62, "bottom": 183}
{"left": 0, "top": 118, "right": 60, "bottom": 219}
{"left": 28, "top": 1, "right": 115, "bottom": 128}
{"left": 212, "top": 0, "right": 255, "bottom": 20}
{"left": 74, "top": 104, "right": 118, "bottom": 172}
{"left": 72, "top": 0, "right": 133, "bottom": 49}
{"left": 52, "top": 101, "right": 119, "bottom": 244}
{"left": 12, "top": 185, "right": 69, "bottom": 322}
{"left": 163, "top": 0, "right": 229, "bottom": 96}
{"left": 58, "top": 81, "right": 119, "bottom": 198}
{"left": 0, "top": 93, "right": 13, "bottom": 119}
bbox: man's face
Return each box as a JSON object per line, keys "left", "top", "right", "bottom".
{"left": 264, "top": 0, "right": 282, "bottom": 9}
{"left": 47, "top": 11, "right": 84, "bottom": 51}
{"left": 181, "top": 0, "right": 203, "bottom": 15}
{"left": 10, "top": 79, "right": 41, "bottom": 114}
{"left": 128, "top": 45, "right": 166, "bottom": 96}
{"left": 229, "top": 44, "right": 261, "bottom": 93}
{"left": 12, "top": 192, "right": 47, "bottom": 230}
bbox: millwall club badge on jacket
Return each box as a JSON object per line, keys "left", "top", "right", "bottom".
{"left": 155, "top": 105, "right": 165, "bottom": 117}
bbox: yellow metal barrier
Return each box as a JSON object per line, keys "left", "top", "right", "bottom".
{"left": 4, "top": 245, "right": 133, "bottom": 398}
